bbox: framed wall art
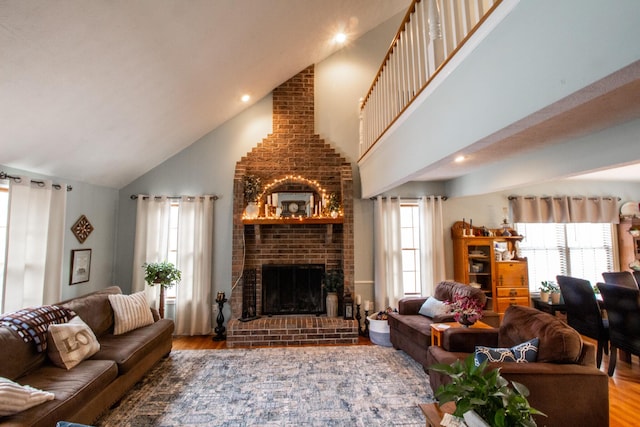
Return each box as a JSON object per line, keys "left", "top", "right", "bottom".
{"left": 70, "top": 249, "right": 92, "bottom": 285}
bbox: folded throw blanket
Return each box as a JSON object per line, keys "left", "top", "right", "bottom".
{"left": 0, "top": 305, "right": 76, "bottom": 352}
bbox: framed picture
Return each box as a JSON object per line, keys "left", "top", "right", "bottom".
{"left": 70, "top": 249, "right": 92, "bottom": 285}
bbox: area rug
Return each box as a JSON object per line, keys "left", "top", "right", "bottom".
{"left": 95, "top": 346, "right": 435, "bottom": 426}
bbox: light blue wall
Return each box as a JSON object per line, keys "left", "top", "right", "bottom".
{"left": 0, "top": 164, "right": 119, "bottom": 301}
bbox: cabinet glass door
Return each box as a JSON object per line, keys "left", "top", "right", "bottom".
{"left": 467, "top": 244, "right": 492, "bottom": 295}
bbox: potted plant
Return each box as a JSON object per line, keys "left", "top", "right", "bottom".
{"left": 446, "top": 294, "right": 483, "bottom": 327}
{"left": 538, "top": 281, "right": 554, "bottom": 303}
{"left": 325, "top": 192, "right": 341, "bottom": 218}
{"left": 429, "top": 355, "right": 545, "bottom": 426}
{"left": 143, "top": 261, "right": 182, "bottom": 318}
{"left": 323, "top": 269, "right": 343, "bottom": 317}
{"left": 243, "top": 174, "right": 262, "bottom": 218}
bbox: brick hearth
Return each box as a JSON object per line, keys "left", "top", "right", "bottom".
{"left": 227, "top": 316, "right": 358, "bottom": 348}
{"left": 228, "top": 65, "right": 357, "bottom": 348}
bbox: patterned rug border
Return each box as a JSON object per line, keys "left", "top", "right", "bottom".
{"left": 97, "top": 346, "right": 435, "bottom": 427}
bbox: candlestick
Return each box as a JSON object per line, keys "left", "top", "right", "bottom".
{"left": 356, "top": 303, "right": 363, "bottom": 336}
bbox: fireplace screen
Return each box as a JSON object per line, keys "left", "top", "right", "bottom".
{"left": 262, "top": 264, "right": 324, "bottom": 315}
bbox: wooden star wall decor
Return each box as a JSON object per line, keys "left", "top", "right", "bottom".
{"left": 71, "top": 214, "right": 94, "bottom": 243}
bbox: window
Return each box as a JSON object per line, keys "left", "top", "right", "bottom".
{"left": 0, "top": 184, "right": 8, "bottom": 302}
{"left": 164, "top": 202, "right": 180, "bottom": 299}
{"left": 515, "top": 223, "right": 614, "bottom": 291}
{"left": 401, "top": 204, "right": 421, "bottom": 295}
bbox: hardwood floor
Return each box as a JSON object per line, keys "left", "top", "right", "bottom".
{"left": 171, "top": 335, "right": 639, "bottom": 426}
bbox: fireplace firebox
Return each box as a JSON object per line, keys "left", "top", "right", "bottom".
{"left": 262, "top": 264, "right": 324, "bottom": 315}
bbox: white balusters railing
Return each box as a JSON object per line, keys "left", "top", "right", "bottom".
{"left": 359, "top": 0, "right": 502, "bottom": 159}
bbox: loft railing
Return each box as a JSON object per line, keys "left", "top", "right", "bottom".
{"left": 359, "top": 0, "right": 502, "bottom": 159}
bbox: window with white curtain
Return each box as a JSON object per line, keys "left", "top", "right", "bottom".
{"left": 164, "top": 202, "right": 180, "bottom": 299}
{"left": 0, "top": 184, "right": 9, "bottom": 305}
{"left": 515, "top": 223, "right": 614, "bottom": 290}
{"left": 401, "top": 203, "right": 421, "bottom": 295}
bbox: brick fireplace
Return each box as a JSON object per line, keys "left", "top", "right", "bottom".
{"left": 227, "top": 65, "right": 358, "bottom": 347}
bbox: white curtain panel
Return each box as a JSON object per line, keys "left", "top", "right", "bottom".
{"left": 3, "top": 177, "right": 66, "bottom": 313}
{"left": 132, "top": 196, "right": 171, "bottom": 309}
{"left": 510, "top": 196, "right": 619, "bottom": 223}
{"left": 174, "top": 196, "right": 214, "bottom": 335}
{"left": 373, "top": 197, "right": 403, "bottom": 311}
{"left": 418, "top": 196, "right": 446, "bottom": 296}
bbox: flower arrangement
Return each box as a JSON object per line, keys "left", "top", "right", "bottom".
{"left": 243, "top": 174, "right": 262, "bottom": 203}
{"left": 325, "top": 192, "right": 340, "bottom": 213}
{"left": 447, "top": 294, "right": 483, "bottom": 324}
{"left": 323, "top": 269, "right": 344, "bottom": 293}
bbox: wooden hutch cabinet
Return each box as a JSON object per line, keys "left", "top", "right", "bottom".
{"left": 451, "top": 221, "right": 530, "bottom": 321}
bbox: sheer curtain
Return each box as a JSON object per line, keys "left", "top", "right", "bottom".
{"left": 132, "top": 195, "right": 214, "bottom": 335}
{"left": 374, "top": 196, "right": 403, "bottom": 311}
{"left": 2, "top": 177, "right": 66, "bottom": 313}
{"left": 418, "top": 196, "right": 446, "bottom": 296}
{"left": 174, "top": 196, "right": 214, "bottom": 335}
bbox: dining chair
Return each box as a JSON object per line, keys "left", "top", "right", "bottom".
{"left": 556, "top": 275, "right": 609, "bottom": 368}
{"left": 602, "top": 271, "right": 638, "bottom": 289}
{"left": 596, "top": 282, "right": 640, "bottom": 376}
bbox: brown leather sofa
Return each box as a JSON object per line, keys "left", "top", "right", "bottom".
{"left": 0, "top": 286, "right": 174, "bottom": 427}
{"left": 387, "top": 280, "right": 499, "bottom": 370}
{"left": 426, "top": 305, "right": 609, "bottom": 427}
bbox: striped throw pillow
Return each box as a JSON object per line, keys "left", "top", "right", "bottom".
{"left": 108, "top": 291, "right": 154, "bottom": 335}
{"left": 0, "top": 377, "right": 54, "bottom": 416}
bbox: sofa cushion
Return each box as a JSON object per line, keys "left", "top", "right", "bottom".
{"left": 91, "top": 318, "right": 174, "bottom": 374}
{"left": 418, "top": 297, "right": 449, "bottom": 318}
{"left": 0, "top": 377, "right": 55, "bottom": 416}
{"left": 60, "top": 286, "right": 121, "bottom": 337}
{"left": 500, "top": 305, "right": 583, "bottom": 363}
{"left": 48, "top": 316, "right": 100, "bottom": 370}
{"left": 474, "top": 337, "right": 539, "bottom": 365}
{"left": 108, "top": 291, "right": 154, "bottom": 335}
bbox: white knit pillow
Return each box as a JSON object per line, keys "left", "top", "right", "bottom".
{"left": 108, "top": 291, "right": 154, "bottom": 335}
{"left": 0, "top": 377, "right": 55, "bottom": 416}
{"left": 47, "top": 316, "right": 100, "bottom": 369}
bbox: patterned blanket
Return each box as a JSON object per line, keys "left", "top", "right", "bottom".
{"left": 0, "top": 305, "right": 76, "bottom": 352}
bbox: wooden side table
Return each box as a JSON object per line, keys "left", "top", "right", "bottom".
{"left": 430, "top": 321, "right": 492, "bottom": 347}
{"left": 419, "top": 402, "right": 455, "bottom": 427}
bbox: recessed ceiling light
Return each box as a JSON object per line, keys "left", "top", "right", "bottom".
{"left": 241, "top": 94, "right": 250, "bottom": 103}
{"left": 334, "top": 32, "right": 347, "bottom": 44}
{"left": 454, "top": 155, "right": 466, "bottom": 163}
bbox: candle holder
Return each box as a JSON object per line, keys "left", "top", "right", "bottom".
{"left": 213, "top": 292, "right": 227, "bottom": 341}
{"left": 363, "top": 309, "right": 370, "bottom": 338}
{"left": 355, "top": 303, "right": 363, "bottom": 336}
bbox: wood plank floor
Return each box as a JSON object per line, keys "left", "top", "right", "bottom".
{"left": 172, "top": 335, "right": 638, "bottom": 426}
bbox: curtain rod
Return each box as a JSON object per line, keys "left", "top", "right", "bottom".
{"left": 508, "top": 195, "right": 620, "bottom": 201}
{"left": 130, "top": 194, "right": 219, "bottom": 201}
{"left": 0, "top": 171, "right": 73, "bottom": 191}
{"left": 369, "top": 195, "right": 448, "bottom": 201}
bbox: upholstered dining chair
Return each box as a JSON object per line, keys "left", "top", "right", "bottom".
{"left": 602, "top": 271, "right": 638, "bottom": 289}
{"left": 596, "top": 282, "right": 640, "bottom": 376}
{"left": 556, "top": 275, "right": 609, "bottom": 368}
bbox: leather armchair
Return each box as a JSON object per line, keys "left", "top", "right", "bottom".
{"left": 426, "top": 305, "right": 609, "bottom": 427}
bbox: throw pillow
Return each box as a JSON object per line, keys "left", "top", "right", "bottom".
{"left": 418, "top": 297, "right": 449, "bottom": 318}
{"left": 108, "top": 291, "right": 154, "bottom": 335}
{"left": 474, "top": 338, "right": 539, "bottom": 366}
{"left": 0, "top": 377, "right": 55, "bottom": 416}
{"left": 48, "top": 316, "right": 100, "bottom": 370}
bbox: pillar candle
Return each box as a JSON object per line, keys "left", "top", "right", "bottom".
{"left": 356, "top": 294, "right": 361, "bottom": 305}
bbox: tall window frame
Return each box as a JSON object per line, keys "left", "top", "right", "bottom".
{"left": 400, "top": 203, "right": 421, "bottom": 296}
{"left": 515, "top": 222, "right": 615, "bottom": 291}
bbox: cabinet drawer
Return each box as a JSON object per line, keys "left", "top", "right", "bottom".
{"left": 496, "top": 262, "right": 528, "bottom": 287}
{"left": 496, "top": 288, "right": 529, "bottom": 298}
{"left": 496, "top": 296, "right": 530, "bottom": 313}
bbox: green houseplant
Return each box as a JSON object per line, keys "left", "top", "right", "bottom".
{"left": 143, "top": 261, "right": 182, "bottom": 318}
{"left": 429, "top": 355, "right": 545, "bottom": 427}
{"left": 243, "top": 174, "right": 262, "bottom": 219}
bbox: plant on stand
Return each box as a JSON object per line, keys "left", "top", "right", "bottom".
{"left": 243, "top": 174, "right": 262, "bottom": 219}
{"left": 430, "top": 355, "right": 545, "bottom": 426}
{"left": 143, "top": 261, "right": 182, "bottom": 319}
{"left": 323, "top": 269, "right": 343, "bottom": 317}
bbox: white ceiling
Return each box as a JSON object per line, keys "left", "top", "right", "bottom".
{"left": 0, "top": 0, "right": 410, "bottom": 188}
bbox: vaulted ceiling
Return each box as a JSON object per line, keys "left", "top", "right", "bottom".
{"left": 0, "top": 0, "right": 410, "bottom": 188}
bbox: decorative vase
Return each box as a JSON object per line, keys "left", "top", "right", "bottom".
{"left": 326, "top": 292, "right": 338, "bottom": 317}
{"left": 458, "top": 314, "right": 476, "bottom": 328}
{"left": 244, "top": 201, "right": 259, "bottom": 219}
{"left": 539, "top": 291, "right": 550, "bottom": 303}
{"left": 551, "top": 292, "right": 561, "bottom": 304}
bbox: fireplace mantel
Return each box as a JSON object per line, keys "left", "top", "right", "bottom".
{"left": 243, "top": 217, "right": 343, "bottom": 244}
